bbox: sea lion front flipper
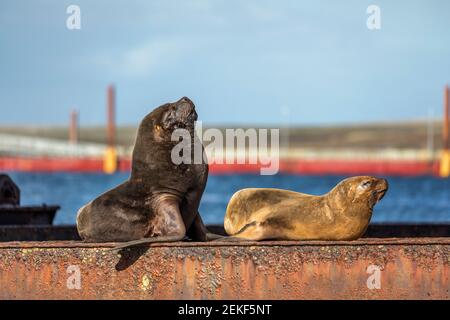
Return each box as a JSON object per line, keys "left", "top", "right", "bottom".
{"left": 186, "top": 212, "right": 223, "bottom": 241}
{"left": 109, "top": 197, "right": 188, "bottom": 251}
{"left": 224, "top": 188, "right": 300, "bottom": 235}
{"left": 108, "top": 234, "right": 187, "bottom": 251}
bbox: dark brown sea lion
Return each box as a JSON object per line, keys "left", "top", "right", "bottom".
{"left": 224, "top": 176, "right": 388, "bottom": 241}
{"left": 77, "top": 97, "right": 218, "bottom": 249}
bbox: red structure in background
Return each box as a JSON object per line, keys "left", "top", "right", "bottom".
{"left": 444, "top": 85, "right": 449, "bottom": 150}
{"left": 0, "top": 157, "right": 439, "bottom": 176}
{"left": 69, "top": 110, "right": 79, "bottom": 144}
{"left": 107, "top": 85, "right": 116, "bottom": 148}
{"left": 0, "top": 157, "right": 103, "bottom": 173}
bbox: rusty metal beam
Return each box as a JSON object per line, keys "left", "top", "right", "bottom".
{"left": 0, "top": 238, "right": 448, "bottom": 300}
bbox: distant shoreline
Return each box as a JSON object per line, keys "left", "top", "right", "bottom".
{"left": 0, "top": 120, "right": 444, "bottom": 150}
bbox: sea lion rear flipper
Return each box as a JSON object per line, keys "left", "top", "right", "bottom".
{"left": 205, "top": 233, "right": 224, "bottom": 240}
{"left": 108, "top": 234, "right": 187, "bottom": 251}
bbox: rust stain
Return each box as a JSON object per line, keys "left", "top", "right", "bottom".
{"left": 0, "top": 238, "right": 448, "bottom": 300}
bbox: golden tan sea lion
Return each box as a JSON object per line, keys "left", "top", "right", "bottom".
{"left": 224, "top": 176, "right": 388, "bottom": 241}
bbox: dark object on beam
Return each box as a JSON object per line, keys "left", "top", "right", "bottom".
{"left": 0, "top": 174, "right": 60, "bottom": 225}
{"left": 0, "top": 225, "right": 77, "bottom": 241}
{"left": 365, "top": 223, "right": 450, "bottom": 238}
{"left": 0, "top": 223, "right": 448, "bottom": 242}
{"left": 0, "top": 205, "right": 59, "bottom": 225}
{"left": 0, "top": 174, "right": 20, "bottom": 205}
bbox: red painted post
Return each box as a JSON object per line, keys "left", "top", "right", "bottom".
{"left": 439, "top": 85, "right": 450, "bottom": 177}
{"left": 107, "top": 85, "right": 116, "bottom": 147}
{"left": 444, "top": 85, "right": 449, "bottom": 151}
{"left": 69, "top": 109, "right": 78, "bottom": 144}
{"left": 104, "top": 85, "right": 118, "bottom": 174}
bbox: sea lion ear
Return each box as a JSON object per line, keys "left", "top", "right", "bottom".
{"left": 160, "top": 109, "right": 175, "bottom": 129}
{"left": 161, "top": 110, "right": 169, "bottom": 124}
{"left": 358, "top": 180, "right": 372, "bottom": 191}
{"left": 352, "top": 180, "right": 372, "bottom": 202}
{"left": 351, "top": 180, "right": 370, "bottom": 203}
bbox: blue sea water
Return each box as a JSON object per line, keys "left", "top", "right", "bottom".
{"left": 5, "top": 173, "right": 450, "bottom": 225}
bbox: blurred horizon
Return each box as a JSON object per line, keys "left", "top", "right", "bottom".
{"left": 0, "top": 119, "right": 444, "bottom": 150}
{"left": 1, "top": 1, "right": 449, "bottom": 126}
{"left": 0, "top": 117, "right": 443, "bottom": 128}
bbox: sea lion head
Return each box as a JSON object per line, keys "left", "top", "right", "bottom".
{"left": 133, "top": 96, "right": 198, "bottom": 152}
{"left": 131, "top": 97, "right": 199, "bottom": 179}
{"left": 329, "top": 176, "right": 388, "bottom": 211}
{"left": 148, "top": 97, "right": 198, "bottom": 141}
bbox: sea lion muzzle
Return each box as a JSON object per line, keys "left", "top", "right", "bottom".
{"left": 161, "top": 97, "right": 197, "bottom": 130}
{"left": 371, "top": 178, "right": 388, "bottom": 202}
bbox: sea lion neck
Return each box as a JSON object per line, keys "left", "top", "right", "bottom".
{"left": 325, "top": 180, "right": 372, "bottom": 218}
{"left": 324, "top": 183, "right": 346, "bottom": 210}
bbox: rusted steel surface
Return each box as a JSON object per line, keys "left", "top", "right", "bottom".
{"left": 0, "top": 238, "right": 448, "bottom": 300}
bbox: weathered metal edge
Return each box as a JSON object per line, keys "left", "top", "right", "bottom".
{"left": 1, "top": 237, "right": 449, "bottom": 249}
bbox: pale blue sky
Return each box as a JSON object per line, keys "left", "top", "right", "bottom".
{"left": 0, "top": 0, "right": 449, "bottom": 125}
